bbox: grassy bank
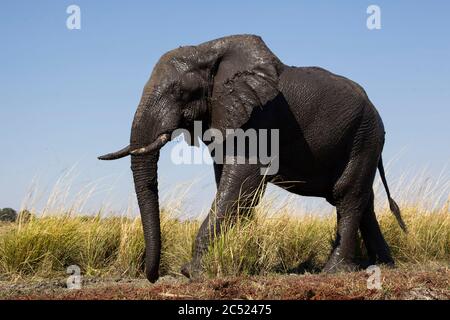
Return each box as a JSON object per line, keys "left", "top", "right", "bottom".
{"left": 0, "top": 203, "right": 448, "bottom": 280}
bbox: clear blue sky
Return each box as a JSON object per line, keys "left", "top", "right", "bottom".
{"left": 0, "top": 1, "right": 449, "bottom": 214}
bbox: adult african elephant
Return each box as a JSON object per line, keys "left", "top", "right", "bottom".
{"left": 99, "top": 35, "right": 406, "bottom": 283}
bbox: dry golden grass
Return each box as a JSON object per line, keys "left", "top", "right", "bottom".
{"left": 0, "top": 202, "right": 448, "bottom": 280}
{"left": 1, "top": 165, "right": 448, "bottom": 281}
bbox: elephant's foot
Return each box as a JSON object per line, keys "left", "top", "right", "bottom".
{"left": 377, "top": 254, "right": 395, "bottom": 268}
{"left": 358, "top": 259, "right": 375, "bottom": 269}
{"left": 362, "top": 260, "right": 395, "bottom": 270}
{"left": 323, "top": 255, "right": 359, "bottom": 273}
{"left": 181, "top": 260, "right": 203, "bottom": 279}
{"left": 377, "top": 259, "right": 395, "bottom": 269}
{"left": 359, "top": 255, "right": 395, "bottom": 269}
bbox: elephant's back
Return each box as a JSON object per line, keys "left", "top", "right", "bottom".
{"left": 278, "top": 66, "right": 382, "bottom": 165}
{"left": 279, "top": 66, "right": 370, "bottom": 115}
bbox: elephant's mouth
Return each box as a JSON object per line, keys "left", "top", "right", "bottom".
{"left": 130, "top": 133, "right": 171, "bottom": 156}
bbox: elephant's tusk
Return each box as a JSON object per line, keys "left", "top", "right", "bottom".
{"left": 98, "top": 145, "right": 131, "bottom": 160}
{"left": 130, "top": 133, "right": 171, "bottom": 156}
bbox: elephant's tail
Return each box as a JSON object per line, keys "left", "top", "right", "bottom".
{"left": 378, "top": 156, "right": 407, "bottom": 233}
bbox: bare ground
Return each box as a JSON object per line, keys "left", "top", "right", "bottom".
{"left": 1, "top": 263, "right": 448, "bottom": 300}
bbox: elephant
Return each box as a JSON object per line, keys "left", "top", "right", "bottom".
{"left": 99, "top": 34, "right": 406, "bottom": 283}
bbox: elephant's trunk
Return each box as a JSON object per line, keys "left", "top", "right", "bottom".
{"left": 129, "top": 90, "right": 177, "bottom": 283}
{"left": 131, "top": 152, "right": 161, "bottom": 283}
{"left": 129, "top": 91, "right": 164, "bottom": 283}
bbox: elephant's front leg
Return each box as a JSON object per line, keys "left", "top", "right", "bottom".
{"left": 181, "top": 162, "right": 266, "bottom": 279}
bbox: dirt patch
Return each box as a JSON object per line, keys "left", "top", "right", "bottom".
{"left": 1, "top": 264, "right": 448, "bottom": 300}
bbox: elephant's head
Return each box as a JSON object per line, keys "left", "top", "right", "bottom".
{"left": 98, "top": 34, "right": 283, "bottom": 282}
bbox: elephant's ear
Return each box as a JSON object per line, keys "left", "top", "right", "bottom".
{"left": 209, "top": 36, "right": 283, "bottom": 134}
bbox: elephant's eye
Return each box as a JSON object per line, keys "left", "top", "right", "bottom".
{"left": 190, "top": 87, "right": 203, "bottom": 100}
{"left": 180, "top": 89, "right": 190, "bottom": 101}
{"left": 179, "top": 86, "right": 203, "bottom": 102}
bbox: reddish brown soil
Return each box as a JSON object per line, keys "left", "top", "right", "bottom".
{"left": 1, "top": 264, "right": 448, "bottom": 300}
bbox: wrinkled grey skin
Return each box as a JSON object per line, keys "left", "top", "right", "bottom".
{"left": 99, "top": 35, "right": 406, "bottom": 283}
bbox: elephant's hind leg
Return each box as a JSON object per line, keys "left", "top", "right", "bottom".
{"left": 324, "top": 139, "right": 381, "bottom": 272}
{"left": 323, "top": 193, "right": 369, "bottom": 273}
{"left": 359, "top": 190, "right": 394, "bottom": 266}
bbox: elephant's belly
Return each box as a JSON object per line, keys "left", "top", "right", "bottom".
{"left": 269, "top": 175, "right": 332, "bottom": 199}
{"left": 273, "top": 146, "right": 337, "bottom": 199}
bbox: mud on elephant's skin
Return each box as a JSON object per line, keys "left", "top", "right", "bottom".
{"left": 99, "top": 34, "right": 406, "bottom": 283}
